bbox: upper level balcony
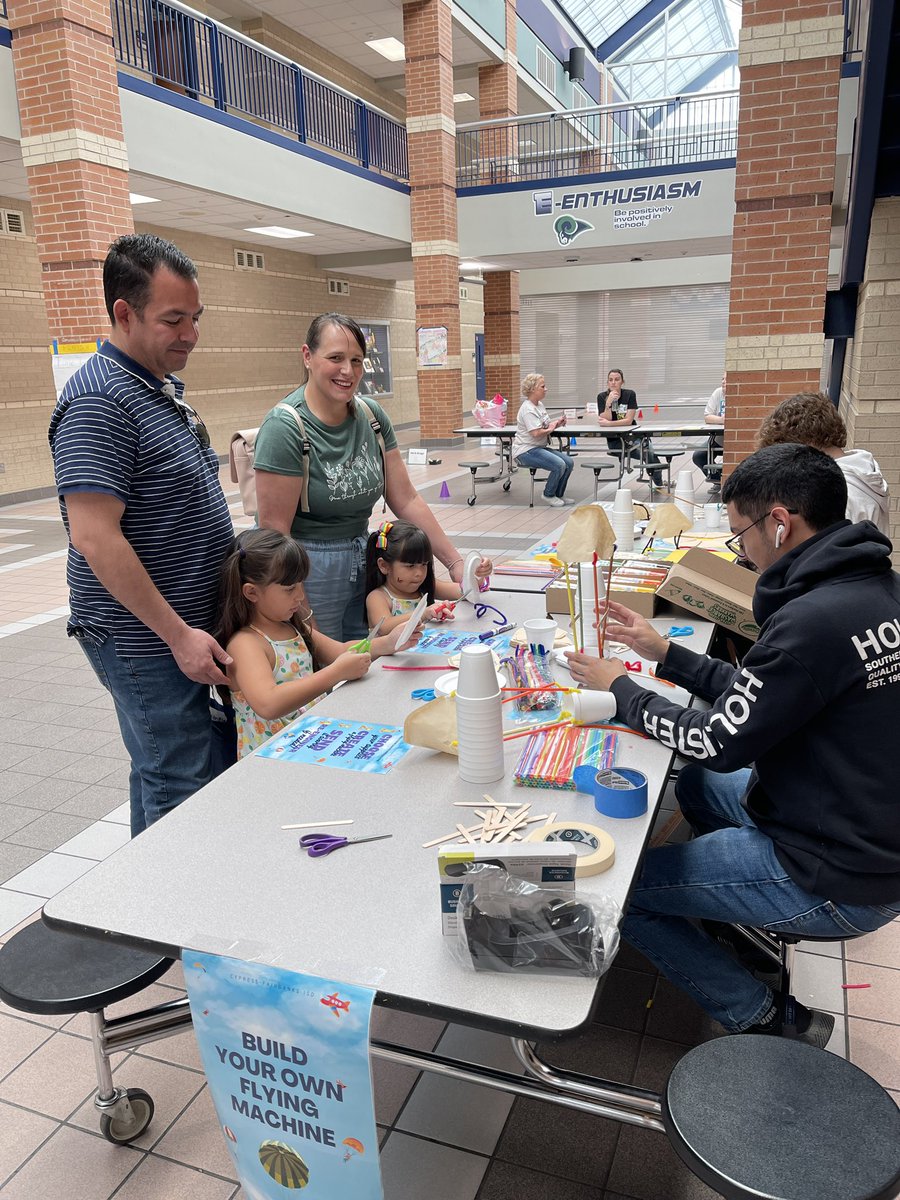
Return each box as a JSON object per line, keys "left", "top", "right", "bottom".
{"left": 456, "top": 91, "right": 739, "bottom": 191}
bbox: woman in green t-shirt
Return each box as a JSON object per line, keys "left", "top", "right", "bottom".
{"left": 254, "top": 313, "right": 490, "bottom": 640}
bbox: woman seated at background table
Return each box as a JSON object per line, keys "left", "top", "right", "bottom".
{"left": 597, "top": 368, "right": 663, "bottom": 487}
{"left": 253, "top": 312, "right": 491, "bottom": 640}
{"left": 757, "top": 391, "right": 890, "bottom": 535}
{"left": 511, "top": 373, "right": 574, "bottom": 508}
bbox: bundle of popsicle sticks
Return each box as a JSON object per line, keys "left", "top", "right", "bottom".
{"left": 422, "top": 795, "right": 556, "bottom": 849}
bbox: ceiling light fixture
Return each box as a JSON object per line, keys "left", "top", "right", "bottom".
{"left": 129, "top": 192, "right": 160, "bottom": 205}
{"left": 365, "top": 37, "right": 406, "bottom": 62}
{"left": 244, "top": 226, "right": 313, "bottom": 239}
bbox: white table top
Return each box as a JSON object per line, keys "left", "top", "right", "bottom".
{"left": 455, "top": 419, "right": 717, "bottom": 439}
{"left": 44, "top": 595, "right": 712, "bottom": 1040}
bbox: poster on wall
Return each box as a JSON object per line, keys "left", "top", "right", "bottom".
{"left": 416, "top": 326, "right": 448, "bottom": 368}
{"left": 186, "top": 952, "right": 382, "bottom": 1200}
{"left": 357, "top": 322, "right": 392, "bottom": 397}
{"left": 51, "top": 339, "right": 103, "bottom": 398}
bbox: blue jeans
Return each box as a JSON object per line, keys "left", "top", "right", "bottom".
{"left": 300, "top": 535, "right": 368, "bottom": 641}
{"left": 515, "top": 447, "right": 574, "bottom": 498}
{"left": 76, "top": 632, "right": 214, "bottom": 838}
{"left": 622, "top": 764, "right": 900, "bottom": 1031}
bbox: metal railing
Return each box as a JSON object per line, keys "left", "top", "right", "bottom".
{"left": 456, "top": 90, "right": 738, "bottom": 187}
{"left": 111, "top": 0, "right": 408, "bottom": 181}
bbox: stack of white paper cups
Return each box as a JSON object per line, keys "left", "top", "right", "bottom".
{"left": 455, "top": 644, "right": 505, "bottom": 784}
{"left": 674, "top": 469, "right": 695, "bottom": 522}
{"left": 611, "top": 487, "right": 635, "bottom": 549}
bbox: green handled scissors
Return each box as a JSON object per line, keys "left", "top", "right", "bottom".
{"left": 350, "top": 615, "right": 386, "bottom": 654}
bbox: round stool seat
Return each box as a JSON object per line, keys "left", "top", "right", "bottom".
{"left": 664, "top": 1035, "right": 900, "bottom": 1200}
{"left": 579, "top": 459, "right": 617, "bottom": 470}
{"left": 0, "top": 921, "right": 174, "bottom": 1015}
{"left": 459, "top": 460, "right": 490, "bottom": 469}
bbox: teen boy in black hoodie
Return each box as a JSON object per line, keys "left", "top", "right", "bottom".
{"left": 566, "top": 443, "right": 900, "bottom": 1046}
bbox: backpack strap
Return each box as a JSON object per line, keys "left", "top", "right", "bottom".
{"left": 275, "top": 401, "right": 312, "bottom": 514}
{"left": 356, "top": 398, "right": 387, "bottom": 493}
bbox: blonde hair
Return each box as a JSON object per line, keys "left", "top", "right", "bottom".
{"left": 521, "top": 373, "right": 544, "bottom": 399}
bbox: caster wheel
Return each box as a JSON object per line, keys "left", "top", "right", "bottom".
{"left": 100, "top": 1088, "right": 154, "bottom": 1144}
{"left": 502, "top": 480, "right": 511, "bottom": 492}
{"left": 467, "top": 496, "right": 476, "bottom": 507}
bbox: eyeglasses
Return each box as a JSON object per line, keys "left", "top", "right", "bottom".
{"left": 725, "top": 509, "right": 797, "bottom": 556}
{"left": 173, "top": 397, "right": 211, "bottom": 450}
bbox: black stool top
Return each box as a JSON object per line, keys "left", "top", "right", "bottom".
{"left": 0, "top": 921, "right": 174, "bottom": 1015}
{"left": 459, "top": 460, "right": 490, "bottom": 468}
{"left": 664, "top": 1035, "right": 900, "bottom": 1200}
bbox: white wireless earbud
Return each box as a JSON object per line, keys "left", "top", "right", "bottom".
{"left": 774, "top": 525, "right": 785, "bottom": 549}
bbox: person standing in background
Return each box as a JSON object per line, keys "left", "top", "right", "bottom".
{"left": 757, "top": 391, "right": 890, "bottom": 535}
{"left": 693, "top": 371, "right": 726, "bottom": 493}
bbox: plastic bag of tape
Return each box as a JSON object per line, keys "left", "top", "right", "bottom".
{"left": 452, "top": 864, "right": 620, "bottom": 977}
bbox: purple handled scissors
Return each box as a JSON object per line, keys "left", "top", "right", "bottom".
{"left": 299, "top": 832, "right": 393, "bottom": 858}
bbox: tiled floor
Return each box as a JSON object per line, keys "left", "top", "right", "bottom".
{"left": 0, "top": 442, "right": 897, "bottom": 1199}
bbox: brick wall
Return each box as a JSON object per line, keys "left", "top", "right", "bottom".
{"left": 723, "top": 0, "right": 843, "bottom": 472}
{"left": 403, "top": 0, "right": 463, "bottom": 441}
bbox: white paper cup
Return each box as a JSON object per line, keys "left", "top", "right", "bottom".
{"left": 703, "top": 503, "right": 721, "bottom": 530}
{"left": 612, "top": 513, "right": 635, "bottom": 547}
{"left": 456, "top": 644, "right": 501, "bottom": 699}
{"left": 523, "top": 618, "right": 557, "bottom": 654}
{"left": 613, "top": 487, "right": 633, "bottom": 513}
{"left": 456, "top": 692, "right": 505, "bottom": 782}
{"left": 568, "top": 690, "right": 617, "bottom": 724}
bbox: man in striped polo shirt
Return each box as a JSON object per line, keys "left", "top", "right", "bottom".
{"left": 49, "top": 234, "right": 234, "bottom": 836}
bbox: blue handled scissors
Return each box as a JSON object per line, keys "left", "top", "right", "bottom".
{"left": 299, "top": 832, "right": 392, "bottom": 857}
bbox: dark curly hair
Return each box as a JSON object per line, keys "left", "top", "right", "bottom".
{"left": 757, "top": 392, "right": 846, "bottom": 452}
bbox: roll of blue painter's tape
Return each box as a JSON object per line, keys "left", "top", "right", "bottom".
{"left": 572, "top": 766, "right": 649, "bottom": 819}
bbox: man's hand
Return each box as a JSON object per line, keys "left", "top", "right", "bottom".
{"left": 565, "top": 651, "right": 627, "bottom": 690}
{"left": 170, "top": 627, "right": 232, "bottom": 686}
{"left": 601, "top": 601, "right": 669, "bottom": 663}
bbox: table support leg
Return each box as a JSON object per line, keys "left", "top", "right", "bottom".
{"left": 370, "top": 1037, "right": 664, "bottom": 1132}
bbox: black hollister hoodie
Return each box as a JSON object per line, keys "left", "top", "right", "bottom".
{"left": 610, "top": 520, "right": 900, "bottom": 905}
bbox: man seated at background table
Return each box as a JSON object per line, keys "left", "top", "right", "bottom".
{"left": 566, "top": 444, "right": 900, "bottom": 1046}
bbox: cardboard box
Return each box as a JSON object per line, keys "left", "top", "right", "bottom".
{"left": 545, "top": 565, "right": 663, "bottom": 619}
{"left": 438, "top": 844, "right": 576, "bottom": 936}
{"left": 656, "top": 547, "right": 759, "bottom": 640}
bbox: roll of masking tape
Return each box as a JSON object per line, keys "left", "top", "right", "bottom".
{"left": 573, "top": 766, "right": 648, "bottom": 819}
{"left": 525, "top": 821, "right": 615, "bottom": 876}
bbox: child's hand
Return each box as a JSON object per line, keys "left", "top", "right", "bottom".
{"left": 378, "top": 619, "right": 422, "bottom": 656}
{"left": 427, "top": 602, "right": 455, "bottom": 622}
{"left": 335, "top": 649, "right": 371, "bottom": 680}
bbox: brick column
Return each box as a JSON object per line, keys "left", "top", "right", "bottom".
{"left": 723, "top": 1, "right": 844, "bottom": 471}
{"left": 478, "top": 0, "right": 520, "bottom": 418}
{"left": 403, "top": 0, "right": 462, "bottom": 441}
{"left": 8, "top": 0, "right": 133, "bottom": 342}
{"left": 841, "top": 197, "right": 900, "bottom": 554}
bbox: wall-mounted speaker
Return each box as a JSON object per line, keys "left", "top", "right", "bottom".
{"left": 567, "top": 46, "right": 586, "bottom": 82}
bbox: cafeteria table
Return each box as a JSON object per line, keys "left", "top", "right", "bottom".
{"left": 43, "top": 593, "right": 713, "bottom": 1134}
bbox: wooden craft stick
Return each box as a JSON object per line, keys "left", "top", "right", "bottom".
{"left": 649, "top": 811, "right": 684, "bottom": 848}
{"left": 564, "top": 568, "right": 578, "bottom": 652}
{"left": 481, "top": 813, "right": 493, "bottom": 843}
{"left": 422, "top": 821, "right": 481, "bottom": 848}
{"left": 453, "top": 800, "right": 504, "bottom": 808}
{"left": 592, "top": 552, "right": 601, "bottom": 636}
{"left": 544, "top": 811, "right": 557, "bottom": 826}
{"left": 281, "top": 819, "right": 353, "bottom": 830}
{"left": 456, "top": 823, "right": 475, "bottom": 844}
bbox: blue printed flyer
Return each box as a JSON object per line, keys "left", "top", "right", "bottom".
{"left": 255, "top": 715, "right": 411, "bottom": 773}
{"left": 186, "top": 952, "right": 382, "bottom": 1200}
{"left": 407, "top": 628, "right": 512, "bottom": 657}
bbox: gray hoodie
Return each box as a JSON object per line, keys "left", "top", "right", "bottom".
{"left": 837, "top": 450, "right": 891, "bottom": 535}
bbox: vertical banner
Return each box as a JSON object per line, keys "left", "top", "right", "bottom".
{"left": 186, "top": 952, "right": 382, "bottom": 1199}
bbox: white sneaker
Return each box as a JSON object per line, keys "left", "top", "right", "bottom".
{"left": 544, "top": 496, "right": 565, "bottom": 507}
{"left": 559, "top": 497, "right": 575, "bottom": 505}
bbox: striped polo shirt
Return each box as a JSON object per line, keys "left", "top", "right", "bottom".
{"left": 49, "top": 342, "right": 233, "bottom": 656}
